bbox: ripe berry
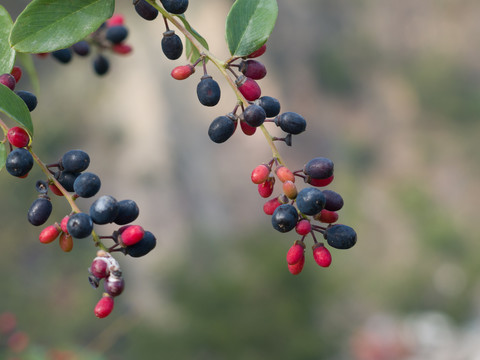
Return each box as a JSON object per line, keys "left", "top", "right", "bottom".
{"left": 106, "top": 26, "right": 128, "bottom": 44}
{"left": 296, "top": 187, "right": 326, "bottom": 216}
{"left": 304, "top": 157, "right": 334, "bottom": 180}
{"left": 94, "top": 294, "right": 114, "bottom": 318}
{"left": 288, "top": 255, "right": 304, "bottom": 275}
{"left": 59, "top": 233, "right": 74, "bottom": 252}
{"left": 239, "top": 60, "right": 267, "bottom": 80}
{"left": 208, "top": 115, "right": 235, "bottom": 143}
{"left": 55, "top": 171, "right": 80, "bottom": 192}
{"left": 6, "top": 148, "right": 34, "bottom": 177}
{"left": 257, "top": 178, "right": 275, "bottom": 198}
{"left": 114, "top": 199, "right": 140, "bottom": 225}
{"left": 90, "top": 195, "right": 119, "bottom": 224}
{"left": 15, "top": 91, "right": 38, "bottom": 112}
{"left": 73, "top": 172, "right": 101, "bottom": 198}
{"left": 51, "top": 48, "right": 73, "bottom": 64}
{"left": 282, "top": 180, "right": 297, "bottom": 199}
{"left": 324, "top": 224, "right": 357, "bottom": 249}
{"left": 104, "top": 272, "right": 125, "bottom": 297}
{"left": 28, "top": 197, "right": 53, "bottom": 226}
{"left": 295, "top": 219, "right": 311, "bottom": 236}
{"left": 90, "top": 258, "right": 110, "bottom": 279}
{"left": 271, "top": 204, "right": 298, "bottom": 232}
{"left": 236, "top": 75, "right": 261, "bottom": 101}
{"left": 119, "top": 225, "right": 145, "bottom": 246}
{"left": 93, "top": 54, "right": 110, "bottom": 76}
{"left": 240, "top": 120, "right": 256, "bottom": 135}
{"left": 125, "top": 230, "right": 157, "bottom": 257}
{"left": 7, "top": 127, "right": 30, "bottom": 148}
{"left": 307, "top": 175, "right": 334, "bottom": 187}
{"left": 251, "top": 164, "right": 270, "bottom": 184}
{"left": 60, "top": 150, "right": 90, "bottom": 173}
{"left": 161, "top": 30, "right": 183, "bottom": 60}
{"left": 171, "top": 64, "right": 195, "bottom": 80}
{"left": 112, "top": 43, "right": 133, "bottom": 55}
{"left": 322, "top": 190, "right": 344, "bottom": 211}
{"left": 312, "top": 243, "right": 332, "bottom": 267}
{"left": 243, "top": 104, "right": 266, "bottom": 127}
{"left": 286, "top": 240, "right": 305, "bottom": 265}
{"left": 314, "top": 209, "right": 339, "bottom": 224}
{"left": 274, "top": 112, "right": 306, "bottom": 135}
{"left": 39, "top": 224, "right": 60, "bottom": 244}
{"left": 67, "top": 213, "right": 94, "bottom": 239}
{"left": 247, "top": 43, "right": 266, "bottom": 58}
{"left": 160, "top": 0, "right": 189, "bottom": 14}
{"left": 275, "top": 166, "right": 295, "bottom": 183}
{"left": 254, "top": 96, "right": 281, "bottom": 118}
{"left": 10, "top": 66, "right": 22, "bottom": 83}
{"left": 0, "top": 73, "right": 16, "bottom": 90}
{"left": 71, "top": 41, "right": 90, "bottom": 56}
{"left": 134, "top": 0, "right": 159, "bottom": 20}
{"left": 197, "top": 75, "right": 221, "bottom": 107}
{"left": 263, "top": 197, "right": 281, "bottom": 215}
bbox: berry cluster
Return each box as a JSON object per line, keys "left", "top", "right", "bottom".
{"left": 0, "top": 66, "right": 38, "bottom": 112}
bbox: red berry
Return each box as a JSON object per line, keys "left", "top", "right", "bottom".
{"left": 107, "top": 14, "right": 125, "bottom": 26}
{"left": 282, "top": 180, "right": 297, "bottom": 199}
{"left": 239, "top": 60, "right": 267, "bottom": 80}
{"left": 49, "top": 183, "right": 64, "bottom": 196}
{"left": 312, "top": 243, "right": 332, "bottom": 267}
{"left": 295, "top": 219, "right": 311, "bottom": 236}
{"left": 251, "top": 164, "right": 270, "bottom": 184}
{"left": 90, "top": 258, "right": 110, "bottom": 279}
{"left": 275, "top": 166, "right": 295, "bottom": 183}
{"left": 263, "top": 197, "right": 281, "bottom": 215}
{"left": 286, "top": 240, "right": 305, "bottom": 265}
{"left": 315, "top": 209, "right": 339, "bottom": 224}
{"left": 171, "top": 64, "right": 195, "bottom": 80}
{"left": 308, "top": 175, "right": 334, "bottom": 187}
{"left": 94, "top": 294, "right": 114, "bottom": 318}
{"left": 0, "top": 73, "right": 16, "bottom": 90}
{"left": 7, "top": 127, "right": 30, "bottom": 148}
{"left": 236, "top": 75, "right": 261, "bottom": 101}
{"left": 59, "top": 233, "right": 73, "bottom": 252}
{"left": 10, "top": 66, "right": 22, "bottom": 83}
{"left": 257, "top": 178, "right": 275, "bottom": 198}
{"left": 247, "top": 43, "right": 266, "bottom": 58}
{"left": 119, "top": 225, "right": 145, "bottom": 246}
{"left": 287, "top": 255, "right": 305, "bottom": 275}
{"left": 240, "top": 120, "right": 256, "bottom": 135}
{"left": 112, "top": 43, "right": 133, "bottom": 55}
{"left": 60, "top": 216, "right": 69, "bottom": 233}
{"left": 39, "top": 224, "right": 61, "bottom": 244}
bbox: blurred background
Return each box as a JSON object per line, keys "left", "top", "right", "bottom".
{"left": 1, "top": 0, "right": 480, "bottom": 359}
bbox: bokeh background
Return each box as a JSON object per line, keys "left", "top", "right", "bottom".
{"left": 1, "top": 0, "right": 480, "bottom": 359}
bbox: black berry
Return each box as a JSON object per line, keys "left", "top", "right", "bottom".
{"left": 72, "top": 41, "right": 90, "bottom": 56}
{"left": 238, "top": 59, "right": 267, "bottom": 80}
{"left": 106, "top": 26, "right": 128, "bottom": 44}
{"left": 73, "top": 172, "right": 101, "bottom": 198}
{"left": 160, "top": 0, "right": 188, "bottom": 14}
{"left": 324, "top": 224, "right": 357, "bottom": 249}
{"left": 271, "top": 204, "right": 298, "bottom": 233}
{"left": 322, "top": 190, "right": 344, "bottom": 211}
{"left": 161, "top": 30, "right": 183, "bottom": 60}
{"left": 243, "top": 104, "right": 266, "bottom": 127}
{"left": 125, "top": 231, "right": 156, "bottom": 257}
{"left": 304, "top": 157, "right": 334, "bottom": 180}
{"left": 27, "top": 197, "right": 53, "bottom": 226}
{"left": 51, "top": 48, "right": 73, "bottom": 64}
{"left": 197, "top": 75, "right": 221, "bottom": 107}
{"left": 134, "top": 0, "right": 159, "bottom": 21}
{"left": 67, "top": 213, "right": 94, "bottom": 239}
{"left": 296, "top": 187, "right": 326, "bottom": 216}
{"left": 5, "top": 148, "right": 34, "bottom": 177}
{"left": 114, "top": 199, "right": 140, "bottom": 225}
{"left": 274, "top": 112, "right": 306, "bottom": 135}
{"left": 208, "top": 115, "right": 236, "bottom": 143}
{"left": 254, "top": 96, "right": 281, "bottom": 118}
{"left": 55, "top": 171, "right": 80, "bottom": 192}
{"left": 60, "top": 150, "right": 90, "bottom": 173}
{"left": 15, "top": 90, "right": 37, "bottom": 112}
{"left": 90, "top": 195, "right": 119, "bottom": 224}
{"left": 93, "top": 54, "right": 110, "bottom": 76}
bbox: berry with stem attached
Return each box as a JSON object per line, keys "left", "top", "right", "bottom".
{"left": 118, "top": 225, "right": 145, "bottom": 246}
{"left": 238, "top": 59, "right": 267, "bottom": 80}
{"left": 208, "top": 115, "right": 236, "bottom": 143}
{"left": 60, "top": 150, "right": 90, "bottom": 173}
{"left": 59, "top": 233, "right": 74, "bottom": 252}
{"left": 197, "top": 75, "right": 221, "bottom": 107}
{"left": 243, "top": 104, "right": 266, "bottom": 127}
{"left": 73, "top": 172, "right": 101, "bottom": 198}
{"left": 304, "top": 157, "right": 334, "bottom": 180}
{"left": 39, "top": 224, "right": 61, "bottom": 244}
{"left": 274, "top": 112, "right": 306, "bottom": 135}
{"left": 312, "top": 243, "right": 332, "bottom": 267}
{"left": 6, "top": 148, "right": 34, "bottom": 177}
{"left": 161, "top": 30, "right": 183, "bottom": 60}
{"left": 286, "top": 240, "right": 305, "bottom": 265}
{"left": 295, "top": 219, "right": 311, "bottom": 236}
{"left": 324, "top": 224, "right": 357, "bottom": 249}
{"left": 94, "top": 294, "right": 114, "bottom": 318}
{"left": 251, "top": 164, "right": 270, "bottom": 184}
{"left": 133, "top": 0, "right": 159, "bottom": 21}
{"left": 67, "top": 213, "right": 94, "bottom": 239}
{"left": 7, "top": 127, "right": 30, "bottom": 148}
{"left": 171, "top": 64, "right": 195, "bottom": 80}
{"left": 258, "top": 178, "right": 275, "bottom": 198}
{"left": 236, "top": 75, "right": 261, "bottom": 101}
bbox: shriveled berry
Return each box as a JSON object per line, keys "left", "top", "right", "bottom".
{"left": 308, "top": 175, "right": 334, "bottom": 187}
{"left": 251, "top": 164, "right": 270, "bottom": 184}
{"left": 296, "top": 187, "right": 326, "bottom": 216}
{"left": 161, "top": 30, "right": 183, "bottom": 60}
{"left": 6, "top": 148, "right": 33, "bottom": 177}
{"left": 323, "top": 190, "right": 344, "bottom": 211}
{"left": 254, "top": 96, "right": 281, "bottom": 118}
{"left": 312, "top": 243, "right": 332, "bottom": 267}
{"left": 282, "top": 180, "right": 297, "bottom": 199}
{"left": 59, "top": 233, "right": 73, "bottom": 252}
{"left": 287, "top": 240, "right": 305, "bottom": 265}
{"left": 119, "top": 225, "right": 145, "bottom": 246}
{"left": 7, "top": 127, "right": 30, "bottom": 148}
{"left": 90, "top": 258, "right": 109, "bottom": 278}
{"left": 243, "top": 104, "right": 266, "bottom": 127}
{"left": 104, "top": 274, "right": 125, "bottom": 297}
{"left": 90, "top": 195, "right": 119, "bottom": 224}
{"left": 263, "top": 197, "right": 281, "bottom": 215}
{"left": 35, "top": 180, "right": 48, "bottom": 195}
{"left": 93, "top": 54, "right": 110, "bottom": 76}
{"left": 51, "top": 48, "right": 73, "bottom": 64}
{"left": 295, "top": 219, "right": 311, "bottom": 236}
{"left": 160, "top": 0, "right": 188, "bottom": 14}
{"left": 314, "top": 209, "right": 339, "bottom": 224}
{"left": 236, "top": 75, "right": 261, "bottom": 101}
{"left": 275, "top": 112, "right": 306, "bottom": 135}
{"left": 73, "top": 172, "right": 101, "bottom": 198}
{"left": 60, "top": 216, "right": 69, "bottom": 233}
{"left": 39, "top": 224, "right": 60, "bottom": 244}
{"left": 304, "top": 157, "right": 334, "bottom": 180}
{"left": 94, "top": 294, "right": 114, "bottom": 318}
{"left": 71, "top": 41, "right": 90, "bottom": 56}
{"left": 114, "top": 199, "right": 139, "bottom": 225}
{"left": 324, "top": 224, "right": 357, "bottom": 249}
{"left": 28, "top": 197, "right": 53, "bottom": 226}
{"left": 107, "top": 14, "right": 125, "bottom": 26}
{"left": 275, "top": 166, "right": 295, "bottom": 183}
{"left": 134, "top": 0, "right": 159, "bottom": 20}
{"left": 208, "top": 115, "right": 235, "bottom": 143}
{"left": 10, "top": 66, "right": 22, "bottom": 83}
{"left": 239, "top": 60, "right": 267, "bottom": 80}
{"left": 125, "top": 230, "right": 156, "bottom": 257}
{"left": 67, "top": 213, "right": 93, "bottom": 239}
{"left": 55, "top": 171, "right": 80, "bottom": 192}
{"left": 271, "top": 204, "right": 298, "bottom": 233}
{"left": 240, "top": 120, "right": 256, "bottom": 135}
{"left": 15, "top": 91, "right": 37, "bottom": 112}
{"left": 247, "top": 43, "right": 266, "bottom": 58}
{"left": 0, "top": 73, "right": 16, "bottom": 90}
{"left": 60, "top": 150, "right": 90, "bottom": 173}
{"left": 106, "top": 26, "right": 128, "bottom": 44}
{"left": 171, "top": 64, "right": 195, "bottom": 80}
{"left": 112, "top": 43, "right": 133, "bottom": 55}
{"left": 197, "top": 75, "right": 221, "bottom": 107}
{"left": 288, "top": 255, "right": 304, "bottom": 275}
{"left": 258, "top": 178, "right": 275, "bottom": 198}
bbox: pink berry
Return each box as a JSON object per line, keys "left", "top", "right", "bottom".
{"left": 286, "top": 240, "right": 305, "bottom": 265}
{"left": 295, "top": 219, "right": 311, "bottom": 236}
{"left": 60, "top": 216, "right": 69, "bottom": 233}
{"left": 247, "top": 44, "right": 266, "bottom": 58}
{"left": 171, "top": 64, "right": 195, "bottom": 80}
{"left": 90, "top": 258, "right": 109, "bottom": 279}
{"left": 112, "top": 43, "right": 133, "bottom": 55}
{"left": 251, "top": 164, "right": 270, "bottom": 184}
{"left": 263, "top": 197, "right": 281, "bottom": 215}
{"left": 0, "top": 73, "right": 16, "bottom": 90}
{"left": 10, "top": 66, "right": 22, "bottom": 83}
{"left": 287, "top": 255, "right": 305, "bottom": 275}
{"left": 240, "top": 120, "right": 256, "bottom": 135}
{"left": 275, "top": 166, "right": 295, "bottom": 183}
{"left": 107, "top": 14, "right": 125, "bottom": 26}
{"left": 315, "top": 209, "right": 339, "bottom": 224}
{"left": 94, "top": 294, "right": 114, "bottom": 318}
{"left": 39, "top": 224, "right": 61, "bottom": 244}
{"left": 119, "top": 225, "right": 145, "bottom": 246}
{"left": 282, "top": 180, "right": 297, "bottom": 199}
{"left": 257, "top": 178, "right": 275, "bottom": 198}
{"left": 236, "top": 75, "right": 261, "bottom": 101}
{"left": 307, "top": 175, "right": 334, "bottom": 187}
{"left": 312, "top": 243, "right": 332, "bottom": 267}
{"left": 7, "top": 127, "right": 30, "bottom": 148}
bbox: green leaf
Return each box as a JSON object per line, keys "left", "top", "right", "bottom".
{"left": 9, "top": 0, "right": 115, "bottom": 53}
{"left": 16, "top": 52, "right": 41, "bottom": 95}
{"left": 225, "top": 0, "right": 278, "bottom": 57}
{"left": 0, "top": 5, "right": 16, "bottom": 73}
{"left": 0, "top": 142, "right": 6, "bottom": 173}
{"left": 0, "top": 84, "right": 34, "bottom": 137}
{"left": 175, "top": 14, "right": 209, "bottom": 63}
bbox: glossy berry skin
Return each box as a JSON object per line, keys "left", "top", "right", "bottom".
{"left": 324, "top": 224, "right": 357, "bottom": 249}
{"left": 119, "top": 225, "right": 145, "bottom": 246}
{"left": 295, "top": 219, "right": 311, "bottom": 236}
{"left": 258, "top": 178, "right": 275, "bottom": 198}
{"left": 7, "top": 127, "right": 30, "bottom": 148}
{"left": 312, "top": 243, "right": 332, "bottom": 267}
{"left": 51, "top": 48, "right": 73, "bottom": 64}
{"left": 263, "top": 197, "right": 281, "bottom": 215}
{"left": 67, "top": 213, "right": 94, "bottom": 239}
{"left": 282, "top": 180, "right": 297, "bottom": 199}
{"left": 39, "top": 224, "right": 60, "bottom": 244}
{"left": 6, "top": 148, "right": 34, "bottom": 177}
{"left": 271, "top": 204, "right": 298, "bottom": 233}
{"left": 71, "top": 41, "right": 90, "bottom": 56}
{"left": 296, "top": 187, "right": 326, "bottom": 216}
{"left": 60, "top": 150, "right": 90, "bottom": 173}
{"left": 59, "top": 233, "right": 74, "bottom": 252}
{"left": 304, "top": 157, "right": 334, "bottom": 180}
{"left": 197, "top": 76, "right": 221, "bottom": 107}
{"left": 254, "top": 96, "right": 281, "bottom": 118}
{"left": 15, "top": 91, "right": 38, "bottom": 112}
{"left": 106, "top": 26, "right": 128, "bottom": 44}
{"left": 160, "top": 0, "right": 189, "bottom": 14}
{"left": 208, "top": 115, "right": 235, "bottom": 143}
{"left": 90, "top": 258, "right": 109, "bottom": 279}
{"left": 315, "top": 209, "right": 339, "bottom": 224}
{"left": 125, "top": 230, "right": 157, "bottom": 257}
{"left": 73, "top": 172, "right": 101, "bottom": 198}
{"left": 90, "top": 195, "right": 119, "bottom": 224}
{"left": 104, "top": 275, "right": 125, "bottom": 297}
{"left": 0, "top": 73, "right": 16, "bottom": 90}
{"left": 236, "top": 75, "right": 261, "bottom": 101}
{"left": 288, "top": 255, "right": 304, "bottom": 275}
{"left": 93, "top": 54, "right": 110, "bottom": 76}
{"left": 275, "top": 166, "right": 295, "bottom": 183}
{"left": 55, "top": 171, "right": 79, "bottom": 192}
{"left": 134, "top": 0, "right": 159, "bottom": 20}
{"left": 114, "top": 199, "right": 140, "bottom": 225}
{"left": 247, "top": 44, "right": 266, "bottom": 58}
{"left": 28, "top": 197, "right": 53, "bottom": 226}
{"left": 243, "top": 104, "right": 266, "bottom": 127}
{"left": 287, "top": 240, "right": 305, "bottom": 265}
{"left": 322, "top": 190, "right": 344, "bottom": 211}
{"left": 171, "top": 65, "right": 195, "bottom": 80}
{"left": 308, "top": 175, "right": 334, "bottom": 187}
{"left": 275, "top": 112, "right": 306, "bottom": 135}
{"left": 94, "top": 294, "right": 114, "bottom": 318}
{"left": 161, "top": 30, "right": 183, "bottom": 60}
{"left": 251, "top": 164, "right": 270, "bottom": 184}
{"left": 239, "top": 60, "right": 267, "bottom": 80}
{"left": 10, "top": 66, "right": 22, "bottom": 82}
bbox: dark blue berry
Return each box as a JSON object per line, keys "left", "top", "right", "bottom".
{"left": 274, "top": 112, "right": 306, "bottom": 135}
{"left": 55, "top": 171, "right": 80, "bottom": 192}
{"left": 90, "top": 195, "right": 119, "bottom": 224}
{"left": 243, "top": 104, "right": 266, "bottom": 127}
{"left": 304, "top": 157, "right": 334, "bottom": 179}
{"left": 28, "top": 197, "right": 52, "bottom": 226}
{"left": 67, "top": 213, "right": 94, "bottom": 239}
{"left": 51, "top": 48, "right": 73, "bottom": 64}
{"left": 271, "top": 204, "right": 298, "bottom": 233}
{"left": 197, "top": 75, "right": 221, "bottom": 107}
{"left": 134, "top": 0, "right": 159, "bottom": 21}
{"left": 93, "top": 54, "right": 110, "bottom": 76}
{"left": 72, "top": 41, "right": 90, "bottom": 56}
{"left": 114, "top": 199, "right": 140, "bottom": 225}
{"left": 15, "top": 91, "right": 37, "bottom": 112}
{"left": 125, "top": 231, "right": 156, "bottom": 257}
{"left": 322, "top": 190, "right": 344, "bottom": 211}
{"left": 35, "top": 180, "right": 48, "bottom": 194}
{"left": 6, "top": 148, "right": 34, "bottom": 177}
{"left": 324, "top": 224, "right": 357, "bottom": 249}
{"left": 208, "top": 115, "right": 235, "bottom": 143}
{"left": 296, "top": 187, "right": 326, "bottom": 215}
{"left": 161, "top": 30, "right": 183, "bottom": 60}
{"left": 254, "top": 96, "right": 281, "bottom": 118}
{"left": 106, "top": 26, "right": 128, "bottom": 44}
{"left": 73, "top": 172, "right": 101, "bottom": 198}
{"left": 60, "top": 150, "right": 90, "bottom": 173}
{"left": 160, "top": 0, "right": 188, "bottom": 14}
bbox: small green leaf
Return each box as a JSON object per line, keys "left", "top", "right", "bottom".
{"left": 0, "top": 142, "right": 6, "bottom": 173}
{"left": 0, "top": 5, "right": 15, "bottom": 73}
{"left": 10, "top": 0, "right": 115, "bottom": 53}
{"left": 0, "top": 84, "right": 34, "bottom": 137}
{"left": 175, "top": 14, "right": 209, "bottom": 63}
{"left": 16, "top": 52, "right": 41, "bottom": 95}
{"left": 225, "top": 0, "right": 278, "bottom": 57}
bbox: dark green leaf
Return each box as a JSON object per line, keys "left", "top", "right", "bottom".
{"left": 10, "top": 0, "right": 115, "bottom": 53}
{"left": 0, "top": 84, "right": 34, "bottom": 137}
{"left": 16, "top": 52, "right": 40, "bottom": 95}
{"left": 0, "top": 6, "right": 15, "bottom": 73}
{"left": 0, "top": 142, "right": 6, "bottom": 173}
{"left": 175, "top": 14, "right": 209, "bottom": 63}
{"left": 225, "top": 0, "right": 278, "bottom": 57}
